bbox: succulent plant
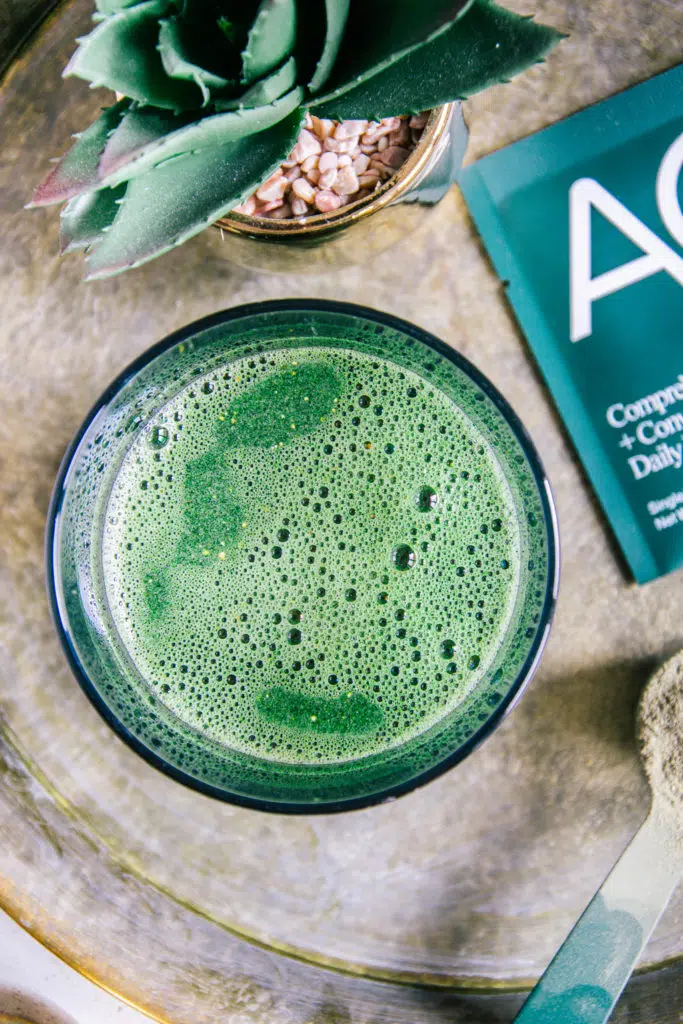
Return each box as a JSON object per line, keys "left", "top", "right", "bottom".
{"left": 31, "top": 0, "right": 561, "bottom": 279}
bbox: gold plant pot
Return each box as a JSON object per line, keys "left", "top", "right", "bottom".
{"left": 214, "top": 103, "right": 461, "bottom": 273}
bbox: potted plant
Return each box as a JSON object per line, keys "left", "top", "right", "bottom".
{"left": 30, "top": 0, "right": 561, "bottom": 278}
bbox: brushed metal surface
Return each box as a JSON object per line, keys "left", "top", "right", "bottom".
{"left": 0, "top": 0, "right": 60, "bottom": 74}
{"left": 1, "top": 1, "right": 682, "bottom": 1021}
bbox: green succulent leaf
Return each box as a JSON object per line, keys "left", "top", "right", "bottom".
{"left": 242, "top": 0, "right": 297, "bottom": 84}
{"left": 100, "top": 87, "right": 303, "bottom": 188}
{"left": 216, "top": 16, "right": 236, "bottom": 43}
{"left": 307, "top": 0, "right": 350, "bottom": 93}
{"left": 95, "top": 0, "right": 144, "bottom": 14}
{"left": 60, "top": 184, "right": 127, "bottom": 252}
{"left": 85, "top": 108, "right": 304, "bottom": 279}
{"left": 98, "top": 105, "right": 194, "bottom": 180}
{"left": 30, "top": 99, "right": 130, "bottom": 206}
{"left": 214, "top": 56, "right": 298, "bottom": 109}
{"left": 35, "top": 0, "right": 564, "bottom": 279}
{"left": 165, "top": 1, "right": 247, "bottom": 91}
{"left": 66, "top": 0, "right": 200, "bottom": 111}
{"left": 310, "top": 0, "right": 473, "bottom": 107}
{"left": 158, "top": 17, "right": 232, "bottom": 105}
{"left": 311, "top": 0, "right": 562, "bottom": 120}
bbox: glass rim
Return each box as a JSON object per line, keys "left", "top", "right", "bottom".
{"left": 46, "top": 299, "right": 560, "bottom": 815}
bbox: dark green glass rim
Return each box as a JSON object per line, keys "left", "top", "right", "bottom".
{"left": 46, "top": 299, "right": 560, "bottom": 815}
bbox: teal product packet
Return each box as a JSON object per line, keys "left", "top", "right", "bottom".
{"left": 459, "top": 65, "right": 683, "bottom": 583}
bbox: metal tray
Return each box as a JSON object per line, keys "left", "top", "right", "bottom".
{"left": 0, "top": 1, "right": 682, "bottom": 1020}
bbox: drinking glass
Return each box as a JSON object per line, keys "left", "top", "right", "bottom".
{"left": 47, "top": 300, "right": 559, "bottom": 812}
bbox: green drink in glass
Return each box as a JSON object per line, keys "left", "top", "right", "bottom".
{"left": 48, "top": 301, "right": 558, "bottom": 811}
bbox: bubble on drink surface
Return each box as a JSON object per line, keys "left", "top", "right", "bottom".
{"left": 150, "top": 425, "right": 169, "bottom": 449}
{"left": 416, "top": 486, "right": 438, "bottom": 512}
{"left": 101, "top": 344, "right": 523, "bottom": 766}
{"left": 125, "top": 413, "right": 143, "bottom": 433}
{"left": 392, "top": 544, "right": 416, "bottom": 571}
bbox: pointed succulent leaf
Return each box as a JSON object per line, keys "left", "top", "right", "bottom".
{"left": 307, "top": 0, "right": 350, "bottom": 94}
{"left": 98, "top": 105, "right": 194, "bottom": 180}
{"left": 100, "top": 87, "right": 303, "bottom": 188}
{"left": 158, "top": 17, "right": 232, "bottom": 105}
{"left": 309, "top": 0, "right": 473, "bottom": 108}
{"left": 85, "top": 109, "right": 304, "bottom": 279}
{"left": 60, "top": 185, "right": 127, "bottom": 252}
{"left": 241, "top": 0, "right": 297, "bottom": 85}
{"left": 95, "top": 0, "right": 144, "bottom": 13}
{"left": 311, "top": 0, "right": 562, "bottom": 120}
{"left": 214, "top": 56, "right": 297, "bottom": 110}
{"left": 30, "top": 99, "right": 130, "bottom": 206}
{"left": 65, "top": 0, "right": 199, "bottom": 111}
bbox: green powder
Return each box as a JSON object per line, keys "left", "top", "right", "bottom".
{"left": 102, "top": 346, "right": 520, "bottom": 765}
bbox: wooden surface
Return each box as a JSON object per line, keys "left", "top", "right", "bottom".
{"left": 1, "top": 1, "right": 683, "bottom": 1022}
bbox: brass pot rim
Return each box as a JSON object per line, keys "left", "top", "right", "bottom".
{"left": 215, "top": 104, "right": 453, "bottom": 240}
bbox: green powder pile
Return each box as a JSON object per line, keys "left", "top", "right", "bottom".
{"left": 638, "top": 652, "right": 683, "bottom": 829}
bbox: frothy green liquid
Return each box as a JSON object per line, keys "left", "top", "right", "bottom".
{"left": 102, "top": 346, "right": 520, "bottom": 764}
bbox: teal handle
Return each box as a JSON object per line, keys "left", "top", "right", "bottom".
{"left": 513, "top": 805, "right": 682, "bottom": 1024}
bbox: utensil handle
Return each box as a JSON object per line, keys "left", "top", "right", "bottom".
{"left": 513, "top": 806, "right": 682, "bottom": 1024}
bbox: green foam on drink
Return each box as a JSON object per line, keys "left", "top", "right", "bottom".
{"left": 102, "top": 347, "right": 520, "bottom": 764}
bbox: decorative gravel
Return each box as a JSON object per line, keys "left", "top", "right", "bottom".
{"left": 235, "top": 112, "right": 429, "bottom": 220}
